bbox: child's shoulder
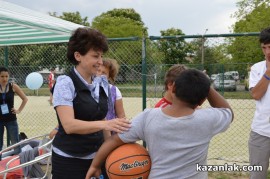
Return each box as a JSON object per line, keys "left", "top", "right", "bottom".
{"left": 142, "top": 108, "right": 161, "bottom": 118}
{"left": 143, "top": 107, "right": 160, "bottom": 113}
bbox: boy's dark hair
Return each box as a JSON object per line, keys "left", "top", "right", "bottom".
{"left": 67, "top": 27, "right": 108, "bottom": 65}
{"left": 259, "top": 27, "right": 270, "bottom": 44}
{"left": 0, "top": 67, "right": 8, "bottom": 73}
{"left": 174, "top": 69, "right": 210, "bottom": 106}
{"left": 164, "top": 64, "right": 187, "bottom": 91}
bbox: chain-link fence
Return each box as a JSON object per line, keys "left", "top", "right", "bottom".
{"left": 0, "top": 35, "right": 259, "bottom": 166}
{"left": 145, "top": 36, "right": 255, "bottom": 166}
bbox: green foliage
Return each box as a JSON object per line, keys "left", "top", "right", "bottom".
{"left": 92, "top": 8, "right": 147, "bottom": 37}
{"left": 146, "top": 40, "right": 164, "bottom": 65}
{"left": 17, "top": 44, "right": 66, "bottom": 67}
{"left": 233, "top": 0, "right": 270, "bottom": 20}
{"left": 229, "top": 1, "right": 270, "bottom": 64}
{"left": 210, "top": 44, "right": 232, "bottom": 64}
{"left": 157, "top": 28, "right": 193, "bottom": 64}
{"left": 190, "top": 38, "right": 230, "bottom": 65}
{"left": 106, "top": 41, "right": 142, "bottom": 65}
{"left": 49, "top": 11, "right": 90, "bottom": 26}
{"left": 92, "top": 15, "right": 144, "bottom": 37}
{"left": 103, "top": 8, "right": 143, "bottom": 24}
{"left": 60, "top": 12, "right": 90, "bottom": 26}
{"left": 92, "top": 8, "right": 148, "bottom": 67}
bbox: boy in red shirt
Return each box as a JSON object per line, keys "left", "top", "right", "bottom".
{"left": 155, "top": 64, "right": 187, "bottom": 108}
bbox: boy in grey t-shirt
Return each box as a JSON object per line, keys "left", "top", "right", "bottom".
{"left": 86, "top": 69, "right": 233, "bottom": 179}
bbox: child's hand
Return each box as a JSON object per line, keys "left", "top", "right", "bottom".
{"left": 85, "top": 167, "right": 101, "bottom": 179}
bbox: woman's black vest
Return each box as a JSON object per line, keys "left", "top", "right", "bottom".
{"left": 53, "top": 69, "right": 108, "bottom": 157}
{"left": 0, "top": 83, "right": 16, "bottom": 122}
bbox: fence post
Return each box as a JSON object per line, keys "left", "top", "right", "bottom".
{"left": 141, "top": 38, "right": 147, "bottom": 147}
{"left": 220, "top": 64, "right": 224, "bottom": 95}
{"left": 4, "top": 46, "right": 8, "bottom": 67}
{"left": 142, "top": 38, "right": 147, "bottom": 110}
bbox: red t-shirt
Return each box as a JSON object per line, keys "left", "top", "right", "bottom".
{"left": 48, "top": 72, "right": 55, "bottom": 89}
{"left": 154, "top": 97, "right": 172, "bottom": 108}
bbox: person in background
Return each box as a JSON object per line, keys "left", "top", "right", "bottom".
{"left": 48, "top": 67, "right": 56, "bottom": 105}
{"left": 248, "top": 26, "right": 270, "bottom": 179}
{"left": 51, "top": 27, "right": 131, "bottom": 179}
{"left": 0, "top": 67, "right": 28, "bottom": 158}
{"left": 97, "top": 58, "right": 125, "bottom": 119}
{"left": 85, "top": 69, "right": 233, "bottom": 179}
{"left": 155, "top": 64, "right": 187, "bottom": 108}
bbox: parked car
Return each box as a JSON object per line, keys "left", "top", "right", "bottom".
{"left": 224, "top": 71, "right": 239, "bottom": 81}
{"left": 213, "top": 74, "right": 236, "bottom": 91}
{"left": 210, "top": 74, "right": 218, "bottom": 82}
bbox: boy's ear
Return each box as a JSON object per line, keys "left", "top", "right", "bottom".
{"left": 171, "top": 82, "right": 176, "bottom": 93}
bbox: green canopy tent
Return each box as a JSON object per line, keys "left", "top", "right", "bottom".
{"left": 0, "top": 1, "right": 84, "bottom": 46}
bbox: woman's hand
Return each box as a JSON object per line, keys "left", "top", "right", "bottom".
{"left": 85, "top": 167, "right": 101, "bottom": 179}
{"left": 11, "top": 108, "right": 20, "bottom": 114}
{"left": 105, "top": 118, "right": 131, "bottom": 133}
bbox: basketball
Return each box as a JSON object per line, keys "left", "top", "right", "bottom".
{"left": 105, "top": 143, "right": 151, "bottom": 179}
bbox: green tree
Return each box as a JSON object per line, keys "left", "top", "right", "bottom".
{"left": 19, "top": 44, "right": 66, "bottom": 67}
{"left": 92, "top": 8, "right": 148, "bottom": 82}
{"left": 157, "top": 28, "right": 193, "bottom": 64}
{"left": 92, "top": 8, "right": 147, "bottom": 37}
{"left": 190, "top": 38, "right": 229, "bottom": 65}
{"left": 92, "top": 8, "right": 147, "bottom": 67}
{"left": 228, "top": 1, "right": 270, "bottom": 64}
{"left": 49, "top": 11, "right": 90, "bottom": 26}
{"left": 233, "top": 0, "right": 269, "bottom": 20}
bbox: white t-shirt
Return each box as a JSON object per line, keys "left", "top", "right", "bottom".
{"left": 249, "top": 60, "right": 270, "bottom": 137}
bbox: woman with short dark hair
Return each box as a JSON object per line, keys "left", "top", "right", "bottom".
{"left": 51, "top": 27, "right": 131, "bottom": 179}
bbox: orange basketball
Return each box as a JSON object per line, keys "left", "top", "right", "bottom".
{"left": 105, "top": 143, "right": 151, "bottom": 179}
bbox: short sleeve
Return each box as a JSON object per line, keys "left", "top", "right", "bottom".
{"left": 53, "top": 75, "right": 75, "bottom": 107}
{"left": 211, "top": 108, "right": 232, "bottom": 136}
{"left": 115, "top": 86, "right": 122, "bottom": 100}
{"left": 249, "top": 62, "right": 266, "bottom": 89}
{"left": 249, "top": 65, "right": 260, "bottom": 89}
{"left": 118, "top": 109, "right": 152, "bottom": 143}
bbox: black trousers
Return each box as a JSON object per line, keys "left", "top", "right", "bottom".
{"left": 52, "top": 151, "right": 108, "bottom": 179}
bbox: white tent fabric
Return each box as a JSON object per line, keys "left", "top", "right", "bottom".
{"left": 0, "top": 1, "right": 84, "bottom": 46}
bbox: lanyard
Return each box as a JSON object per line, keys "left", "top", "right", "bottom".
{"left": 0, "top": 84, "right": 8, "bottom": 104}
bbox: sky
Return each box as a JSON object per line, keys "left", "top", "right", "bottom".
{"left": 3, "top": 0, "right": 238, "bottom": 36}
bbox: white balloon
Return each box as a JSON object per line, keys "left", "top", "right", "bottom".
{"left": 25, "top": 72, "right": 43, "bottom": 90}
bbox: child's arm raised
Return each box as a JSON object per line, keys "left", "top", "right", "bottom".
{"left": 207, "top": 87, "right": 234, "bottom": 121}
